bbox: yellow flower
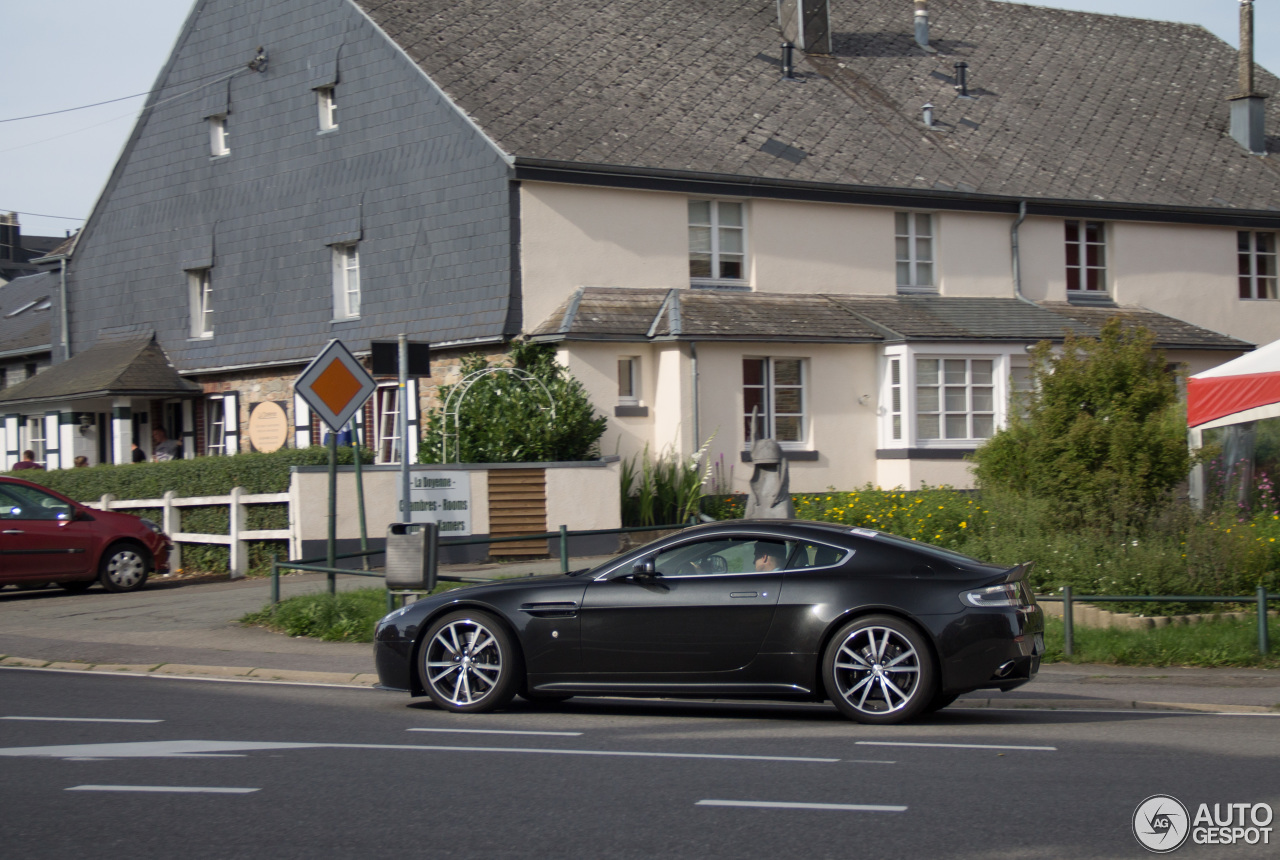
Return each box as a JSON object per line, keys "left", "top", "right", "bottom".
{"left": 959, "top": 521, "right": 967, "bottom": 529}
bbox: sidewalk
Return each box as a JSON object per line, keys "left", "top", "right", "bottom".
{"left": 1, "top": 565, "right": 1277, "bottom": 712}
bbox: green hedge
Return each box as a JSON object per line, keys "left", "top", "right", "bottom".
{"left": 8, "top": 447, "right": 371, "bottom": 575}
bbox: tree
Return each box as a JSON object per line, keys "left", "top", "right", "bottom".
{"left": 419, "top": 341, "right": 608, "bottom": 464}
{"left": 970, "top": 319, "right": 1189, "bottom": 528}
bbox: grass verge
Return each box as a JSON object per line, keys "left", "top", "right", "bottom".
{"left": 1041, "top": 614, "right": 1280, "bottom": 668}
{"left": 240, "top": 583, "right": 473, "bottom": 643}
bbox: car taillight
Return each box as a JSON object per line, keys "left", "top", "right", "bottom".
{"left": 962, "top": 583, "right": 1022, "bottom": 608}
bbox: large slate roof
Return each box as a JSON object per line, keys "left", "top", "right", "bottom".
{"left": 0, "top": 331, "right": 202, "bottom": 407}
{"left": 530, "top": 287, "right": 1250, "bottom": 350}
{"left": 357, "top": 0, "right": 1280, "bottom": 212}
{"left": 0, "top": 271, "right": 53, "bottom": 358}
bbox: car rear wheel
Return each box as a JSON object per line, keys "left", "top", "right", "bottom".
{"left": 822, "top": 615, "right": 936, "bottom": 725}
{"left": 98, "top": 543, "right": 150, "bottom": 593}
{"left": 419, "top": 611, "right": 521, "bottom": 713}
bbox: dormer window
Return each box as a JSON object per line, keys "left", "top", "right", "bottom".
{"left": 209, "top": 114, "right": 230, "bottom": 157}
{"left": 316, "top": 86, "right": 338, "bottom": 132}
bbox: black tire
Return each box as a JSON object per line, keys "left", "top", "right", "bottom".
{"left": 59, "top": 580, "right": 95, "bottom": 593}
{"left": 97, "top": 543, "right": 150, "bottom": 593}
{"left": 822, "top": 614, "right": 936, "bottom": 725}
{"left": 419, "top": 610, "right": 521, "bottom": 713}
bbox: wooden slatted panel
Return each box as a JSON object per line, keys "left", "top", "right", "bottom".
{"left": 487, "top": 469, "right": 547, "bottom": 556}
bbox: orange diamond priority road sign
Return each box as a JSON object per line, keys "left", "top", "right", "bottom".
{"left": 295, "top": 339, "right": 377, "bottom": 432}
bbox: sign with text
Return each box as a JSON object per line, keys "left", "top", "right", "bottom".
{"left": 401, "top": 471, "right": 472, "bottom": 536}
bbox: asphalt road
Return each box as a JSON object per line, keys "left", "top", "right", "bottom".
{"left": 2, "top": 668, "right": 1278, "bottom": 859}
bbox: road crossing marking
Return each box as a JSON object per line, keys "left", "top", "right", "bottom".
{"left": 66, "top": 785, "right": 259, "bottom": 794}
{"left": 2, "top": 716, "right": 162, "bottom": 724}
{"left": 698, "top": 800, "right": 906, "bottom": 812}
{"left": 856, "top": 740, "right": 1057, "bottom": 751}
{"left": 407, "top": 728, "right": 582, "bottom": 737}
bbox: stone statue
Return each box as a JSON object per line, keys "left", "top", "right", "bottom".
{"left": 745, "top": 433, "right": 795, "bottom": 520}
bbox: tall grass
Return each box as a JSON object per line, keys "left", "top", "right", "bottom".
{"left": 620, "top": 437, "right": 714, "bottom": 527}
{"left": 1041, "top": 614, "right": 1280, "bottom": 669}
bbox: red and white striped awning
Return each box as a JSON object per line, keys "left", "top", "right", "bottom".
{"left": 1187, "top": 339, "right": 1280, "bottom": 430}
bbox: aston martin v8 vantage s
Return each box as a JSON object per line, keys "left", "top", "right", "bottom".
{"left": 374, "top": 520, "right": 1043, "bottom": 724}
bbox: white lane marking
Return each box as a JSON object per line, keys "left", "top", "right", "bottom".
{"left": 698, "top": 800, "right": 906, "bottom": 812}
{"left": 2, "top": 716, "right": 162, "bottom": 724}
{"left": 0, "top": 739, "right": 838, "bottom": 763}
{"left": 856, "top": 741, "right": 1056, "bottom": 751}
{"left": 407, "top": 728, "right": 582, "bottom": 737}
{"left": 67, "top": 785, "right": 258, "bottom": 794}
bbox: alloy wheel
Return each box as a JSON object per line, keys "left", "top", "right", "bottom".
{"left": 424, "top": 617, "right": 505, "bottom": 708}
{"left": 831, "top": 624, "right": 923, "bottom": 716}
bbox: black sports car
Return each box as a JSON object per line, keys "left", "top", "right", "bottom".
{"left": 374, "top": 520, "right": 1043, "bottom": 724}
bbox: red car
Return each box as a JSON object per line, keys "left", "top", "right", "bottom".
{"left": 0, "top": 475, "right": 171, "bottom": 593}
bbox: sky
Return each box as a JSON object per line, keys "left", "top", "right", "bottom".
{"left": 1, "top": 1, "right": 1277, "bottom": 241}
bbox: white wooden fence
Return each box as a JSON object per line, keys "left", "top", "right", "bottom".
{"left": 86, "top": 489, "right": 293, "bottom": 579}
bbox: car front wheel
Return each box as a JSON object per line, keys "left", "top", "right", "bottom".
{"left": 822, "top": 615, "right": 936, "bottom": 725}
{"left": 98, "top": 543, "right": 150, "bottom": 593}
{"left": 419, "top": 611, "right": 521, "bottom": 713}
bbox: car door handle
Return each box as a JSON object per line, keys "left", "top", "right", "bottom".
{"left": 2, "top": 529, "right": 22, "bottom": 535}
{"left": 729, "top": 591, "right": 759, "bottom": 598}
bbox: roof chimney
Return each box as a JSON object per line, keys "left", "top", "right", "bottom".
{"left": 777, "top": 0, "right": 831, "bottom": 55}
{"left": 1229, "top": 0, "right": 1267, "bottom": 154}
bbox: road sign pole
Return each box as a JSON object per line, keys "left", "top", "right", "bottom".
{"left": 352, "top": 419, "right": 369, "bottom": 569}
{"left": 399, "top": 333, "right": 411, "bottom": 527}
{"left": 327, "top": 430, "right": 337, "bottom": 595}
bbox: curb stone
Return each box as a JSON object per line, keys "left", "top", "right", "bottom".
{"left": 4, "top": 657, "right": 1275, "bottom": 708}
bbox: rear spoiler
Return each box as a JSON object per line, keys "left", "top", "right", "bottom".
{"left": 1003, "top": 561, "right": 1033, "bottom": 583}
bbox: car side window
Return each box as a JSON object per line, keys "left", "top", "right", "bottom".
{"left": 786, "top": 542, "right": 849, "bottom": 570}
{"left": 653, "top": 537, "right": 797, "bottom": 576}
{"left": 0, "top": 484, "right": 72, "bottom": 521}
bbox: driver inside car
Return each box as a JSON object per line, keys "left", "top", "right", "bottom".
{"left": 753, "top": 542, "right": 787, "bottom": 572}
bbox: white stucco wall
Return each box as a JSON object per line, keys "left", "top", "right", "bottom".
{"left": 519, "top": 183, "right": 688, "bottom": 331}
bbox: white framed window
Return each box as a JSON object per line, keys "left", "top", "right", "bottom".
{"left": 188, "top": 268, "right": 213, "bottom": 338}
{"left": 203, "top": 393, "right": 238, "bottom": 456}
{"left": 881, "top": 346, "right": 1019, "bottom": 449}
{"left": 689, "top": 200, "right": 746, "bottom": 285}
{"left": 332, "top": 243, "right": 360, "bottom": 319}
{"left": 887, "top": 357, "right": 903, "bottom": 441}
{"left": 1239, "top": 231, "right": 1277, "bottom": 300}
{"left": 208, "top": 114, "right": 229, "bottom": 157}
{"left": 374, "top": 383, "right": 401, "bottom": 464}
{"left": 617, "top": 357, "right": 640, "bottom": 405}
{"left": 204, "top": 399, "right": 226, "bottom": 456}
{"left": 316, "top": 86, "right": 338, "bottom": 131}
{"left": 1065, "top": 220, "right": 1107, "bottom": 293}
{"left": 895, "top": 212, "right": 934, "bottom": 292}
{"left": 743, "top": 357, "right": 805, "bottom": 445}
{"left": 22, "top": 415, "right": 46, "bottom": 465}
{"left": 916, "top": 357, "right": 995, "bottom": 441}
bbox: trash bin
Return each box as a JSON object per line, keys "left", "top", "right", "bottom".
{"left": 385, "top": 522, "right": 437, "bottom": 590}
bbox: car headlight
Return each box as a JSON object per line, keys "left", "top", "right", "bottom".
{"left": 962, "top": 583, "right": 1022, "bottom": 608}
{"left": 139, "top": 518, "right": 164, "bottom": 535}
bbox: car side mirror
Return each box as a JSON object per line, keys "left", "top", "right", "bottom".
{"left": 631, "top": 559, "right": 658, "bottom": 579}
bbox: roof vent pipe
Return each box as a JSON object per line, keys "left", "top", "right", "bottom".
{"left": 922, "top": 103, "right": 934, "bottom": 128}
{"left": 782, "top": 41, "right": 796, "bottom": 79}
{"left": 914, "top": 0, "right": 937, "bottom": 53}
{"left": 954, "top": 61, "right": 970, "bottom": 97}
{"left": 1229, "top": 0, "right": 1267, "bottom": 154}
